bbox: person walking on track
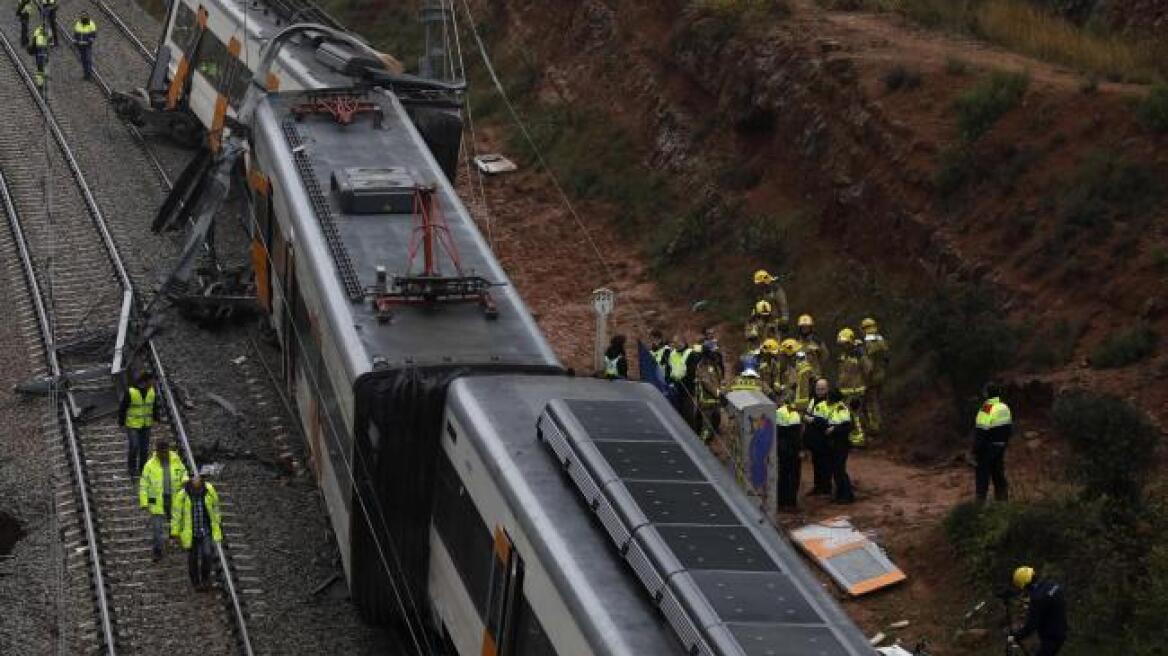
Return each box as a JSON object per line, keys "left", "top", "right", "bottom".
{"left": 72, "top": 11, "right": 97, "bottom": 80}
{"left": 139, "top": 439, "right": 188, "bottom": 561}
{"left": 16, "top": 0, "right": 35, "bottom": 47}
{"left": 172, "top": 474, "right": 222, "bottom": 591}
{"left": 120, "top": 370, "right": 160, "bottom": 478}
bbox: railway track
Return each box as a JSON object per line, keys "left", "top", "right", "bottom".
{"left": 0, "top": 25, "right": 253, "bottom": 656}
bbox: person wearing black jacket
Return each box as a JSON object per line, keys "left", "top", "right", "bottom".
{"left": 602, "top": 334, "right": 628, "bottom": 380}
{"left": 801, "top": 378, "right": 832, "bottom": 496}
{"left": 1010, "top": 566, "right": 1067, "bottom": 656}
{"left": 824, "top": 388, "right": 855, "bottom": 503}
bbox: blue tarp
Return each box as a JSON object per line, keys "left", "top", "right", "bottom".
{"left": 637, "top": 341, "right": 671, "bottom": 399}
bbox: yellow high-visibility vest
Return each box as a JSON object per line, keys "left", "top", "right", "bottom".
{"left": 126, "top": 386, "right": 156, "bottom": 429}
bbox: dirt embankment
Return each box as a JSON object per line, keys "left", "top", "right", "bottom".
{"left": 458, "top": 0, "right": 1167, "bottom": 649}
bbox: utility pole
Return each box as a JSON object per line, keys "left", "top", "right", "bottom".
{"left": 592, "top": 288, "right": 614, "bottom": 374}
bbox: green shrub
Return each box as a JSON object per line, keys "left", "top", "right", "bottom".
{"left": 1059, "top": 151, "right": 1160, "bottom": 233}
{"left": 1089, "top": 322, "right": 1157, "bottom": 369}
{"left": 883, "top": 64, "right": 923, "bottom": 91}
{"left": 1053, "top": 391, "right": 1160, "bottom": 503}
{"left": 910, "top": 283, "right": 1017, "bottom": 398}
{"left": 953, "top": 70, "right": 1030, "bottom": 141}
{"left": 1136, "top": 84, "right": 1168, "bottom": 133}
{"left": 945, "top": 56, "right": 970, "bottom": 75}
{"left": 933, "top": 145, "right": 977, "bottom": 198}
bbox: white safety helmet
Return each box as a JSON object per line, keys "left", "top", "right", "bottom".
{"left": 741, "top": 368, "right": 760, "bottom": 378}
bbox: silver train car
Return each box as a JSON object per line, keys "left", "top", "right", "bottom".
{"left": 138, "top": 1, "right": 877, "bottom": 653}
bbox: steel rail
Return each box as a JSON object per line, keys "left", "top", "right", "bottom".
{"left": 0, "top": 170, "right": 117, "bottom": 656}
{"left": 89, "top": 0, "right": 155, "bottom": 64}
{"left": 0, "top": 26, "right": 254, "bottom": 656}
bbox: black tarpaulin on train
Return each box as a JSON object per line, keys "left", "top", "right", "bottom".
{"left": 350, "top": 364, "right": 560, "bottom": 628}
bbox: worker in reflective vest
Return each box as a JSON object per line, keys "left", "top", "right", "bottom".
{"left": 16, "top": 0, "right": 36, "bottom": 47}
{"left": 119, "top": 371, "right": 160, "bottom": 477}
{"left": 139, "top": 439, "right": 189, "bottom": 561}
{"left": 973, "top": 382, "right": 1013, "bottom": 502}
{"left": 72, "top": 12, "right": 97, "bottom": 80}
{"left": 825, "top": 388, "right": 856, "bottom": 504}
{"left": 775, "top": 391, "right": 802, "bottom": 510}
{"left": 29, "top": 24, "right": 48, "bottom": 89}
{"left": 802, "top": 378, "right": 832, "bottom": 496}
{"left": 172, "top": 475, "right": 222, "bottom": 591}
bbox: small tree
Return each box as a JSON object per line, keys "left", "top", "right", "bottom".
{"left": 1053, "top": 392, "right": 1159, "bottom": 504}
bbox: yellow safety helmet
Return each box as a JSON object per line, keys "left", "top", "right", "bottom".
{"left": 1013, "top": 566, "right": 1035, "bottom": 589}
{"left": 753, "top": 269, "right": 774, "bottom": 285}
{"left": 861, "top": 317, "right": 878, "bottom": 330}
{"left": 754, "top": 300, "right": 773, "bottom": 316}
{"left": 797, "top": 314, "right": 814, "bottom": 328}
{"left": 761, "top": 338, "right": 781, "bottom": 355}
{"left": 837, "top": 328, "right": 856, "bottom": 344}
{"left": 779, "top": 338, "right": 800, "bottom": 356}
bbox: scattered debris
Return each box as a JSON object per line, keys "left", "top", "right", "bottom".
{"left": 198, "top": 462, "right": 225, "bottom": 478}
{"left": 232, "top": 355, "right": 248, "bottom": 365}
{"left": 206, "top": 391, "right": 243, "bottom": 420}
{"left": 887, "top": 620, "right": 911, "bottom": 629}
{"left": 311, "top": 573, "right": 340, "bottom": 596}
{"left": 790, "top": 516, "right": 906, "bottom": 596}
{"left": 473, "top": 153, "right": 518, "bottom": 175}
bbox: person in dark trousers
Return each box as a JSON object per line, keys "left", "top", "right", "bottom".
{"left": 801, "top": 378, "right": 832, "bottom": 496}
{"left": 119, "top": 371, "right": 161, "bottom": 478}
{"left": 973, "top": 382, "right": 1013, "bottom": 502}
{"left": 695, "top": 347, "right": 723, "bottom": 442}
{"left": 1009, "top": 566, "right": 1067, "bottom": 656}
{"left": 172, "top": 475, "right": 222, "bottom": 591}
{"left": 602, "top": 334, "right": 628, "bottom": 380}
{"left": 825, "top": 388, "right": 856, "bottom": 503}
{"left": 774, "top": 390, "right": 802, "bottom": 510}
{"left": 138, "top": 439, "right": 188, "bottom": 561}
{"left": 72, "top": 12, "right": 96, "bottom": 80}
{"left": 16, "top": 0, "right": 35, "bottom": 47}
{"left": 29, "top": 23, "right": 49, "bottom": 89}
{"left": 41, "top": 0, "right": 58, "bottom": 46}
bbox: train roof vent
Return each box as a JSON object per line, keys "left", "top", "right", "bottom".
{"left": 315, "top": 41, "right": 383, "bottom": 76}
{"left": 331, "top": 167, "right": 417, "bottom": 215}
{"left": 537, "top": 398, "right": 856, "bottom": 656}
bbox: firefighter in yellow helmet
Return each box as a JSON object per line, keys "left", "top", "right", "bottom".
{"left": 1009, "top": 566, "right": 1067, "bottom": 656}
{"left": 791, "top": 349, "right": 815, "bottom": 408}
{"left": 796, "top": 314, "right": 829, "bottom": 374}
{"left": 745, "top": 299, "right": 778, "bottom": 341}
{"left": 757, "top": 338, "right": 782, "bottom": 399}
{"left": 859, "top": 317, "right": 889, "bottom": 435}
{"left": 776, "top": 337, "right": 800, "bottom": 393}
{"left": 753, "top": 270, "right": 791, "bottom": 337}
{"left": 836, "top": 328, "right": 867, "bottom": 447}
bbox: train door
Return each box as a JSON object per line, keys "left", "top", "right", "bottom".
{"left": 483, "top": 527, "right": 524, "bottom": 656}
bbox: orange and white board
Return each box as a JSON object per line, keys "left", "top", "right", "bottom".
{"left": 791, "top": 516, "right": 906, "bottom": 596}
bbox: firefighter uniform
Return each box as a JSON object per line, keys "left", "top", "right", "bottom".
{"left": 696, "top": 356, "right": 723, "bottom": 441}
{"left": 792, "top": 355, "right": 815, "bottom": 408}
{"left": 796, "top": 315, "right": 829, "bottom": 375}
{"left": 836, "top": 332, "right": 867, "bottom": 447}
{"left": 860, "top": 318, "right": 888, "bottom": 434}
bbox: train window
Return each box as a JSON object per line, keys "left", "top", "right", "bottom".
{"left": 513, "top": 597, "right": 558, "bottom": 656}
{"left": 432, "top": 451, "right": 492, "bottom": 620}
{"left": 485, "top": 528, "right": 525, "bottom": 656}
{"left": 445, "top": 422, "right": 457, "bottom": 444}
{"left": 171, "top": 2, "right": 199, "bottom": 54}
{"left": 193, "top": 33, "right": 231, "bottom": 92}
{"left": 227, "top": 60, "right": 252, "bottom": 106}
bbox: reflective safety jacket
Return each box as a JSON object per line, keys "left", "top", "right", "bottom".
{"left": 17, "top": 0, "right": 36, "bottom": 19}
{"left": 172, "top": 482, "right": 222, "bottom": 549}
{"left": 31, "top": 26, "right": 48, "bottom": 52}
{"left": 668, "top": 347, "right": 693, "bottom": 382}
{"left": 125, "top": 386, "right": 156, "bottom": 429}
{"left": 862, "top": 333, "right": 889, "bottom": 386}
{"left": 729, "top": 376, "right": 761, "bottom": 392}
{"left": 603, "top": 353, "right": 626, "bottom": 379}
{"left": 73, "top": 19, "right": 96, "bottom": 45}
{"left": 139, "top": 451, "right": 189, "bottom": 515}
{"left": 837, "top": 352, "right": 866, "bottom": 397}
{"left": 775, "top": 404, "right": 802, "bottom": 451}
{"left": 975, "top": 397, "right": 1013, "bottom": 445}
{"left": 828, "top": 402, "right": 854, "bottom": 440}
{"left": 651, "top": 345, "right": 671, "bottom": 368}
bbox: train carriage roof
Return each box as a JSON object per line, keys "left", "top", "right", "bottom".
{"left": 251, "top": 88, "right": 558, "bottom": 374}
{"left": 446, "top": 376, "right": 874, "bottom": 656}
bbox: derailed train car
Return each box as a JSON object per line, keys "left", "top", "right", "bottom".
{"left": 141, "top": 0, "right": 877, "bottom": 653}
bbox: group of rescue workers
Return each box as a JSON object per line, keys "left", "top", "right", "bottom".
{"left": 602, "top": 268, "right": 1065, "bottom": 654}
{"left": 121, "top": 371, "right": 223, "bottom": 591}
{"left": 16, "top": 0, "right": 98, "bottom": 89}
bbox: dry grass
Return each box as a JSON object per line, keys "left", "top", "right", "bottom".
{"left": 821, "top": 0, "right": 1165, "bottom": 83}
{"left": 974, "top": 0, "right": 1163, "bottom": 83}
